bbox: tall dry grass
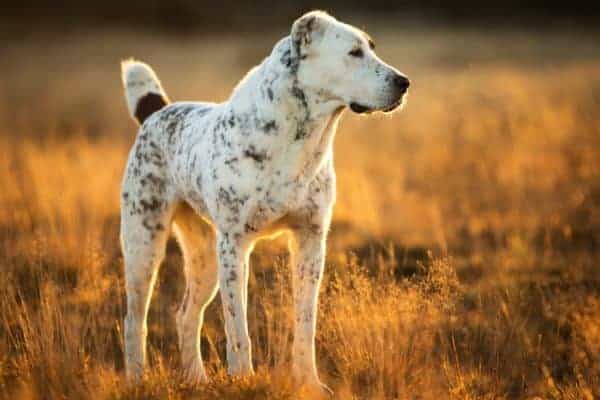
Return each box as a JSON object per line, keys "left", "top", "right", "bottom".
{"left": 0, "top": 25, "right": 599, "bottom": 399}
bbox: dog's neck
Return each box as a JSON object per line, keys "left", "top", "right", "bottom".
{"left": 227, "top": 36, "right": 345, "bottom": 179}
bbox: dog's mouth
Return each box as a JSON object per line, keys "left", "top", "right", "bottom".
{"left": 349, "top": 102, "right": 373, "bottom": 114}
{"left": 382, "top": 96, "right": 405, "bottom": 113}
{"left": 350, "top": 96, "right": 405, "bottom": 115}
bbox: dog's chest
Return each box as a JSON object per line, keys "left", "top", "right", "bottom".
{"left": 240, "top": 159, "right": 333, "bottom": 234}
{"left": 170, "top": 88, "right": 340, "bottom": 231}
{"left": 218, "top": 144, "right": 320, "bottom": 222}
{"left": 183, "top": 121, "right": 333, "bottom": 231}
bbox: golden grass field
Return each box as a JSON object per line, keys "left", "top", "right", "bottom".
{"left": 0, "top": 25, "right": 599, "bottom": 399}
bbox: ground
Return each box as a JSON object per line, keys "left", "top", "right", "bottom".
{"left": 0, "top": 24, "right": 599, "bottom": 399}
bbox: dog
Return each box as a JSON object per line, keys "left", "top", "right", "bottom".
{"left": 120, "top": 10, "right": 409, "bottom": 392}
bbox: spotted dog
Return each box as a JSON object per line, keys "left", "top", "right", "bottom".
{"left": 120, "top": 10, "right": 409, "bottom": 392}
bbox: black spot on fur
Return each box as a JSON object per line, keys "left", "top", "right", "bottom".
{"left": 244, "top": 146, "right": 268, "bottom": 163}
{"left": 291, "top": 86, "right": 311, "bottom": 140}
{"left": 140, "top": 197, "right": 163, "bottom": 211}
{"left": 145, "top": 172, "right": 166, "bottom": 192}
{"left": 141, "top": 217, "right": 164, "bottom": 235}
{"left": 280, "top": 49, "right": 293, "bottom": 69}
{"left": 262, "top": 120, "right": 278, "bottom": 133}
{"left": 244, "top": 223, "right": 257, "bottom": 233}
{"left": 225, "top": 270, "right": 237, "bottom": 286}
{"left": 134, "top": 93, "right": 167, "bottom": 124}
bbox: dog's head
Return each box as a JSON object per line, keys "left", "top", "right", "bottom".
{"left": 290, "top": 11, "right": 409, "bottom": 114}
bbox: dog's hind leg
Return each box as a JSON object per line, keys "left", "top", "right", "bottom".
{"left": 120, "top": 172, "right": 175, "bottom": 382}
{"left": 173, "top": 205, "right": 218, "bottom": 384}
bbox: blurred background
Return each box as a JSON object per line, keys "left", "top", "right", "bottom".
{"left": 4, "top": 0, "right": 600, "bottom": 32}
{"left": 1, "top": 2, "right": 599, "bottom": 400}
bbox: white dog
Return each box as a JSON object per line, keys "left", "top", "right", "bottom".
{"left": 120, "top": 10, "right": 409, "bottom": 392}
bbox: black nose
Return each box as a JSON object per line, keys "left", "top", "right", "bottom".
{"left": 393, "top": 75, "right": 410, "bottom": 93}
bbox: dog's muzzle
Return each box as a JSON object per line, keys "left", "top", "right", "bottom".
{"left": 350, "top": 74, "right": 410, "bottom": 114}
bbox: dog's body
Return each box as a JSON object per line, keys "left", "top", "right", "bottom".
{"left": 121, "top": 11, "right": 408, "bottom": 391}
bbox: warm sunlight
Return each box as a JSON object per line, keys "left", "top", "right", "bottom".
{"left": 1, "top": 3, "right": 599, "bottom": 399}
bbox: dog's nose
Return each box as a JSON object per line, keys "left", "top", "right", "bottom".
{"left": 393, "top": 75, "right": 410, "bottom": 93}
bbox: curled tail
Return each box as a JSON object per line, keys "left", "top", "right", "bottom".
{"left": 121, "top": 59, "right": 170, "bottom": 125}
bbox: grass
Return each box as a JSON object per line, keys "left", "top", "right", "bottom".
{"left": 0, "top": 24, "right": 599, "bottom": 399}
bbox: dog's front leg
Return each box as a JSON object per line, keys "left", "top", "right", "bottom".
{"left": 289, "top": 224, "right": 331, "bottom": 393}
{"left": 216, "top": 231, "right": 254, "bottom": 376}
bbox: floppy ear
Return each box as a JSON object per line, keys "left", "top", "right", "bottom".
{"left": 291, "top": 11, "right": 329, "bottom": 54}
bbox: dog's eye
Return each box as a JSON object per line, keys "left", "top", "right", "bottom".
{"left": 348, "top": 48, "right": 364, "bottom": 58}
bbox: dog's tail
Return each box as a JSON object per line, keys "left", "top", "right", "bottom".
{"left": 121, "top": 59, "right": 170, "bottom": 125}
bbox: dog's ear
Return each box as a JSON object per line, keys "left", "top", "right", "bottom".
{"left": 291, "top": 11, "right": 330, "bottom": 53}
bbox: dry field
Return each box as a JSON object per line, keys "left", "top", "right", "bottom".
{"left": 0, "top": 24, "right": 599, "bottom": 399}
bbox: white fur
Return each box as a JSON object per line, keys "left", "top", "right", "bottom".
{"left": 121, "top": 59, "right": 169, "bottom": 116}
{"left": 120, "top": 11, "right": 408, "bottom": 392}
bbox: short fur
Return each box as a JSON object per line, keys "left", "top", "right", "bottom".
{"left": 120, "top": 11, "right": 409, "bottom": 392}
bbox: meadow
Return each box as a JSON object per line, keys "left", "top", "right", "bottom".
{"left": 0, "top": 24, "right": 599, "bottom": 399}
